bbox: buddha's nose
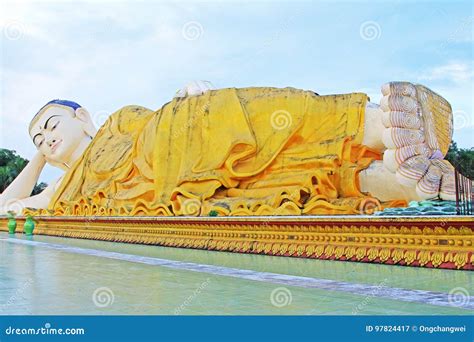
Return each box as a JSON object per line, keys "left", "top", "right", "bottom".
{"left": 47, "top": 139, "right": 57, "bottom": 147}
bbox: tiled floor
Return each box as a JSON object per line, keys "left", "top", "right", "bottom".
{"left": 0, "top": 232, "right": 472, "bottom": 315}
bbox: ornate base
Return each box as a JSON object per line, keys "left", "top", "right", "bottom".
{"left": 1, "top": 216, "right": 472, "bottom": 270}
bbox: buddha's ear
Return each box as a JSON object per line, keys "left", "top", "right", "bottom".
{"left": 75, "top": 107, "right": 98, "bottom": 138}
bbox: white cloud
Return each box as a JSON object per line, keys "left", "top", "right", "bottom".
{"left": 418, "top": 61, "right": 474, "bottom": 83}
{"left": 0, "top": 1, "right": 60, "bottom": 44}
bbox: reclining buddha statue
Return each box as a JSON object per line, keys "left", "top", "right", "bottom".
{"left": 0, "top": 81, "right": 456, "bottom": 216}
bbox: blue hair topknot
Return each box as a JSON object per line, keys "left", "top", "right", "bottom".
{"left": 30, "top": 99, "right": 82, "bottom": 131}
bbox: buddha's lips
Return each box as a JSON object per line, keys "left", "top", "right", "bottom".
{"left": 51, "top": 140, "right": 62, "bottom": 153}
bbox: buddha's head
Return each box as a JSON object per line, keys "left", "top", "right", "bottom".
{"left": 29, "top": 100, "right": 97, "bottom": 168}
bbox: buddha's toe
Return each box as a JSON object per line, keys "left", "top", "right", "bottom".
{"left": 440, "top": 172, "right": 456, "bottom": 201}
{"left": 383, "top": 144, "right": 431, "bottom": 172}
{"left": 395, "top": 155, "right": 430, "bottom": 187}
{"left": 416, "top": 163, "right": 442, "bottom": 199}
{"left": 382, "top": 127, "right": 425, "bottom": 149}
{"left": 381, "top": 111, "right": 421, "bottom": 129}
{"left": 397, "top": 144, "right": 431, "bottom": 164}
{"left": 381, "top": 81, "right": 417, "bottom": 98}
{"left": 434, "top": 160, "right": 456, "bottom": 201}
{"left": 380, "top": 95, "right": 418, "bottom": 113}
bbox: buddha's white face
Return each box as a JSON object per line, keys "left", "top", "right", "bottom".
{"left": 29, "top": 105, "right": 89, "bottom": 164}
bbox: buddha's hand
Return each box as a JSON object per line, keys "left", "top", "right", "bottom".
{"left": 175, "top": 80, "right": 215, "bottom": 98}
{"left": 379, "top": 81, "right": 456, "bottom": 201}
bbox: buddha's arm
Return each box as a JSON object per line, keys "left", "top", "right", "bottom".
{"left": 0, "top": 151, "right": 46, "bottom": 207}
{"left": 0, "top": 178, "right": 58, "bottom": 214}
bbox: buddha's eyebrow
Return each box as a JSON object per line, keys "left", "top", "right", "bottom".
{"left": 43, "top": 115, "right": 60, "bottom": 130}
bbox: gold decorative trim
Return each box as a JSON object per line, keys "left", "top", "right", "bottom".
{"left": 1, "top": 216, "right": 472, "bottom": 270}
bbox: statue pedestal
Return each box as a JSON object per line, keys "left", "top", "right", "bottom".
{"left": 1, "top": 215, "right": 472, "bottom": 270}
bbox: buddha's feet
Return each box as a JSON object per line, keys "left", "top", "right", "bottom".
{"left": 379, "top": 81, "right": 456, "bottom": 201}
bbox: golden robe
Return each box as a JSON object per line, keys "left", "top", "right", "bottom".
{"left": 46, "top": 87, "right": 405, "bottom": 216}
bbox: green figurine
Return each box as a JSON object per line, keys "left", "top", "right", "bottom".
{"left": 7, "top": 210, "right": 17, "bottom": 234}
{"left": 23, "top": 215, "right": 38, "bottom": 236}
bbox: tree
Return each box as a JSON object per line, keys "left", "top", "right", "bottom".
{"left": 33, "top": 182, "right": 48, "bottom": 195}
{"left": 0, "top": 148, "right": 48, "bottom": 195}
{"left": 445, "top": 142, "right": 474, "bottom": 179}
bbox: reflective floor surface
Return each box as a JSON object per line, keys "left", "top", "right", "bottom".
{"left": 0, "top": 232, "right": 472, "bottom": 315}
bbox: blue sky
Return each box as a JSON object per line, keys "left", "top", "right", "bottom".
{"left": 0, "top": 0, "right": 473, "bottom": 184}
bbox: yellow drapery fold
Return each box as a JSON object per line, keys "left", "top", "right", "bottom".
{"left": 43, "top": 87, "right": 405, "bottom": 216}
